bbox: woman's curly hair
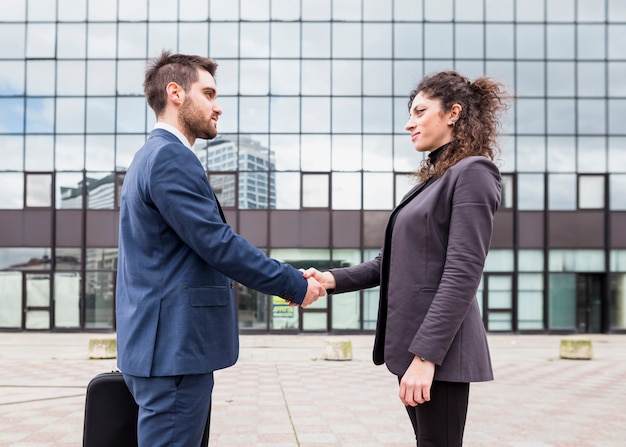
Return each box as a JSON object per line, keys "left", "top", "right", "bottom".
{"left": 408, "top": 71, "right": 511, "bottom": 181}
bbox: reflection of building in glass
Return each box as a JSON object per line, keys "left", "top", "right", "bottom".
{"left": 60, "top": 175, "right": 116, "bottom": 209}
{"left": 195, "top": 136, "right": 276, "bottom": 209}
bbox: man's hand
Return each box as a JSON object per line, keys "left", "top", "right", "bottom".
{"left": 300, "top": 275, "right": 326, "bottom": 308}
{"left": 302, "top": 268, "right": 336, "bottom": 290}
{"left": 399, "top": 355, "right": 435, "bottom": 407}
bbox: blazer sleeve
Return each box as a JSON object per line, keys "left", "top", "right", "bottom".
{"left": 409, "top": 157, "right": 501, "bottom": 364}
{"left": 147, "top": 142, "right": 308, "bottom": 304}
{"left": 330, "top": 251, "right": 382, "bottom": 294}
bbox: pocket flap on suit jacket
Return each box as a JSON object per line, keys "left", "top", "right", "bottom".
{"left": 188, "top": 286, "right": 231, "bottom": 307}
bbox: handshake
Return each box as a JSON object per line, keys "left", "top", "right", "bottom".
{"left": 293, "top": 268, "right": 337, "bottom": 308}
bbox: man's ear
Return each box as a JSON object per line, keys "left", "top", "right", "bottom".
{"left": 166, "top": 82, "right": 184, "bottom": 105}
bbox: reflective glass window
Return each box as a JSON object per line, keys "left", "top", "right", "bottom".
{"left": 301, "top": 61, "right": 330, "bottom": 96}
{"left": 518, "top": 273, "right": 544, "bottom": 330}
{"left": 333, "top": 60, "right": 361, "bottom": 95}
{"left": 86, "top": 98, "right": 115, "bottom": 134}
{"left": 0, "top": 61, "right": 24, "bottom": 95}
{"left": 500, "top": 174, "right": 514, "bottom": 209}
{"left": 25, "top": 98, "right": 54, "bottom": 134}
{"left": 119, "top": 0, "right": 147, "bottom": 20}
{"left": 332, "top": 172, "right": 361, "bottom": 210}
{"left": 86, "top": 135, "right": 115, "bottom": 171}
{"left": 238, "top": 97, "right": 269, "bottom": 133}
{"left": 364, "top": 24, "right": 392, "bottom": 58}
{"left": 517, "top": 25, "right": 544, "bottom": 59}
{"left": 484, "top": 249, "right": 515, "bottom": 272}
{"left": 547, "top": 0, "right": 575, "bottom": 22}
{"left": 118, "top": 23, "right": 147, "bottom": 59}
{"left": 516, "top": 99, "right": 545, "bottom": 134}
{"left": 88, "top": 1, "right": 116, "bottom": 21}
{"left": 332, "top": 98, "right": 362, "bottom": 133}
{"left": 0, "top": 98, "right": 24, "bottom": 133}
{"left": 301, "top": 97, "right": 331, "bottom": 134}
{"left": 363, "top": 61, "right": 392, "bottom": 96}
{"left": 549, "top": 250, "right": 605, "bottom": 272}
{"left": 0, "top": 25, "right": 25, "bottom": 59}
{"left": 332, "top": 135, "right": 362, "bottom": 171}
{"left": 0, "top": 173, "right": 24, "bottom": 209}
{"left": 516, "top": 62, "right": 545, "bottom": 97}
{"left": 609, "top": 24, "right": 626, "bottom": 59}
{"left": 55, "top": 136, "right": 85, "bottom": 171}
{"left": 577, "top": 100, "right": 606, "bottom": 135}
{"left": 301, "top": 135, "right": 331, "bottom": 171}
{"left": 363, "top": 135, "right": 393, "bottom": 171}
{"left": 609, "top": 100, "right": 626, "bottom": 135}
{"left": 4, "top": 1, "right": 25, "bottom": 21}
{"left": 179, "top": 23, "right": 209, "bottom": 56}
{"left": 578, "top": 63, "right": 605, "bottom": 97}
{"left": 270, "top": 60, "right": 299, "bottom": 95}
{"left": 271, "top": 0, "right": 300, "bottom": 19}
{"left": 547, "top": 62, "right": 575, "bottom": 97}
{"left": 393, "top": 60, "right": 423, "bottom": 96}
{"left": 88, "top": 24, "right": 117, "bottom": 58}
{"left": 241, "top": 23, "right": 269, "bottom": 58}
{"left": 271, "top": 23, "right": 300, "bottom": 58}
{"left": 425, "top": 0, "right": 452, "bottom": 20}
{"left": 270, "top": 97, "right": 300, "bottom": 133}
{"left": 516, "top": 0, "right": 543, "bottom": 21}
{"left": 25, "top": 135, "right": 53, "bottom": 171}
{"left": 364, "top": 173, "right": 393, "bottom": 210}
{"left": 425, "top": 24, "right": 453, "bottom": 59}
{"left": 548, "top": 173, "right": 576, "bottom": 210}
{"left": 395, "top": 173, "right": 414, "bottom": 206}
{"left": 517, "top": 173, "right": 545, "bottom": 210}
{"left": 608, "top": 137, "right": 626, "bottom": 173}
{"left": 0, "top": 136, "right": 23, "bottom": 170}
{"left": 577, "top": 137, "right": 606, "bottom": 173}
{"left": 394, "top": 134, "right": 422, "bottom": 172}
{"left": 333, "top": 23, "right": 361, "bottom": 58}
{"left": 0, "top": 272, "right": 22, "bottom": 328}
{"left": 518, "top": 249, "right": 544, "bottom": 272}
{"left": 55, "top": 99, "right": 84, "bottom": 134}
{"left": 86, "top": 172, "right": 115, "bottom": 210}
{"left": 179, "top": 0, "right": 209, "bottom": 20}
{"left": 455, "top": 0, "right": 483, "bottom": 21}
{"left": 578, "top": 175, "right": 605, "bottom": 209}
{"left": 210, "top": 0, "right": 239, "bottom": 20}
{"left": 455, "top": 25, "right": 484, "bottom": 59}
{"left": 87, "top": 61, "right": 116, "bottom": 96}
{"left": 209, "top": 23, "right": 239, "bottom": 58}
{"left": 364, "top": 98, "right": 392, "bottom": 134}
{"left": 486, "top": 25, "right": 514, "bottom": 59}
{"left": 148, "top": 24, "right": 177, "bottom": 58}
{"left": 610, "top": 175, "right": 626, "bottom": 210}
{"left": 609, "top": 62, "right": 626, "bottom": 96}
{"left": 578, "top": 0, "right": 605, "bottom": 22}
{"left": 301, "top": 0, "right": 330, "bottom": 20}
{"left": 116, "top": 97, "right": 146, "bottom": 133}
{"left": 117, "top": 60, "right": 147, "bottom": 96}
{"left": 516, "top": 136, "right": 545, "bottom": 172}
{"left": 27, "top": 61, "right": 55, "bottom": 96}
{"left": 57, "top": 61, "right": 86, "bottom": 96}
{"left": 578, "top": 25, "right": 605, "bottom": 60}
{"left": 116, "top": 135, "right": 147, "bottom": 171}
{"left": 84, "top": 271, "right": 115, "bottom": 329}
{"left": 240, "top": 60, "right": 269, "bottom": 95}
{"left": 148, "top": 0, "right": 176, "bottom": 20}
{"left": 28, "top": 0, "right": 56, "bottom": 21}
{"left": 26, "top": 173, "right": 52, "bottom": 207}
{"left": 57, "top": 24, "right": 86, "bottom": 58}
{"left": 241, "top": 0, "right": 269, "bottom": 20}
{"left": 547, "top": 99, "right": 575, "bottom": 135}
{"left": 394, "top": 23, "right": 423, "bottom": 59}
{"left": 485, "top": 0, "right": 513, "bottom": 21}
{"left": 54, "top": 272, "right": 80, "bottom": 328}
{"left": 271, "top": 135, "right": 300, "bottom": 171}
{"left": 274, "top": 172, "right": 300, "bottom": 209}
{"left": 547, "top": 136, "right": 576, "bottom": 172}
{"left": 302, "top": 23, "right": 331, "bottom": 58}
{"left": 547, "top": 25, "right": 575, "bottom": 60}
{"left": 302, "top": 173, "right": 329, "bottom": 207}
{"left": 333, "top": 0, "right": 361, "bottom": 20}
{"left": 394, "top": 0, "right": 423, "bottom": 21}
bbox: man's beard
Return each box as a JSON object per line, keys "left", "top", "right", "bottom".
{"left": 179, "top": 96, "right": 218, "bottom": 140}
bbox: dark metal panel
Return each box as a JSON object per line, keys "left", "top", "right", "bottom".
{"left": 300, "top": 210, "right": 330, "bottom": 247}
{"left": 55, "top": 210, "right": 82, "bottom": 247}
{"left": 24, "top": 210, "right": 52, "bottom": 246}
{"left": 491, "top": 210, "right": 514, "bottom": 248}
{"left": 0, "top": 211, "right": 24, "bottom": 246}
{"left": 238, "top": 210, "right": 267, "bottom": 247}
{"left": 362, "top": 211, "right": 390, "bottom": 248}
{"left": 548, "top": 211, "right": 604, "bottom": 248}
{"left": 518, "top": 212, "right": 544, "bottom": 248}
{"left": 610, "top": 212, "right": 626, "bottom": 248}
{"left": 332, "top": 210, "right": 361, "bottom": 248}
{"left": 269, "top": 210, "right": 330, "bottom": 248}
{"left": 85, "top": 210, "right": 119, "bottom": 247}
{"left": 269, "top": 211, "right": 299, "bottom": 247}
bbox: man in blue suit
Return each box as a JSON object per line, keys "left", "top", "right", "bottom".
{"left": 116, "top": 51, "right": 326, "bottom": 447}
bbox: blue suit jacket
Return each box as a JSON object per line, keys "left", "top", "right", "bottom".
{"left": 116, "top": 129, "right": 307, "bottom": 377}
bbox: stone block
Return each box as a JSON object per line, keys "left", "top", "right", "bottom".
{"left": 324, "top": 339, "right": 352, "bottom": 361}
{"left": 559, "top": 338, "right": 593, "bottom": 360}
{"left": 88, "top": 337, "right": 117, "bottom": 359}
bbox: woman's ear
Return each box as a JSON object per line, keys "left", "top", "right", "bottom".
{"left": 449, "top": 103, "right": 462, "bottom": 125}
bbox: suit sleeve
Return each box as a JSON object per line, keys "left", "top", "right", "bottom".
{"left": 409, "top": 158, "right": 501, "bottom": 364}
{"left": 330, "top": 251, "right": 382, "bottom": 294}
{"left": 147, "top": 142, "right": 308, "bottom": 304}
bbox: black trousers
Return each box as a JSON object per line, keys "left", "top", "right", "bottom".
{"left": 401, "top": 379, "right": 470, "bottom": 447}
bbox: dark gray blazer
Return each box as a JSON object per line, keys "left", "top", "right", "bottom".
{"left": 331, "top": 156, "right": 500, "bottom": 382}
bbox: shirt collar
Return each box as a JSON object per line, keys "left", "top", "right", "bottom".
{"left": 154, "top": 122, "right": 192, "bottom": 150}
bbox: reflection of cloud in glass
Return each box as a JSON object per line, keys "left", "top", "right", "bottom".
{"left": 0, "top": 61, "right": 24, "bottom": 95}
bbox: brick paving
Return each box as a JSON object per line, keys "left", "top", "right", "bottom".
{"left": 0, "top": 333, "right": 625, "bottom": 446}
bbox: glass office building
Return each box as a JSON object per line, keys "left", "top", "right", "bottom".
{"left": 1, "top": 0, "right": 626, "bottom": 333}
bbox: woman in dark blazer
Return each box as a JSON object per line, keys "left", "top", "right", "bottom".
{"left": 305, "top": 71, "right": 510, "bottom": 446}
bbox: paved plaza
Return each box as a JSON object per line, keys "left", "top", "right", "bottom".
{"left": 0, "top": 332, "right": 625, "bottom": 446}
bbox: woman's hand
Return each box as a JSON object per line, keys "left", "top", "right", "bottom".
{"left": 399, "top": 355, "right": 436, "bottom": 406}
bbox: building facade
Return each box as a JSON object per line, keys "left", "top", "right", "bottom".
{"left": 1, "top": 0, "right": 625, "bottom": 334}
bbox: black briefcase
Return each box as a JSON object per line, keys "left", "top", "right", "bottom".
{"left": 82, "top": 371, "right": 209, "bottom": 447}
